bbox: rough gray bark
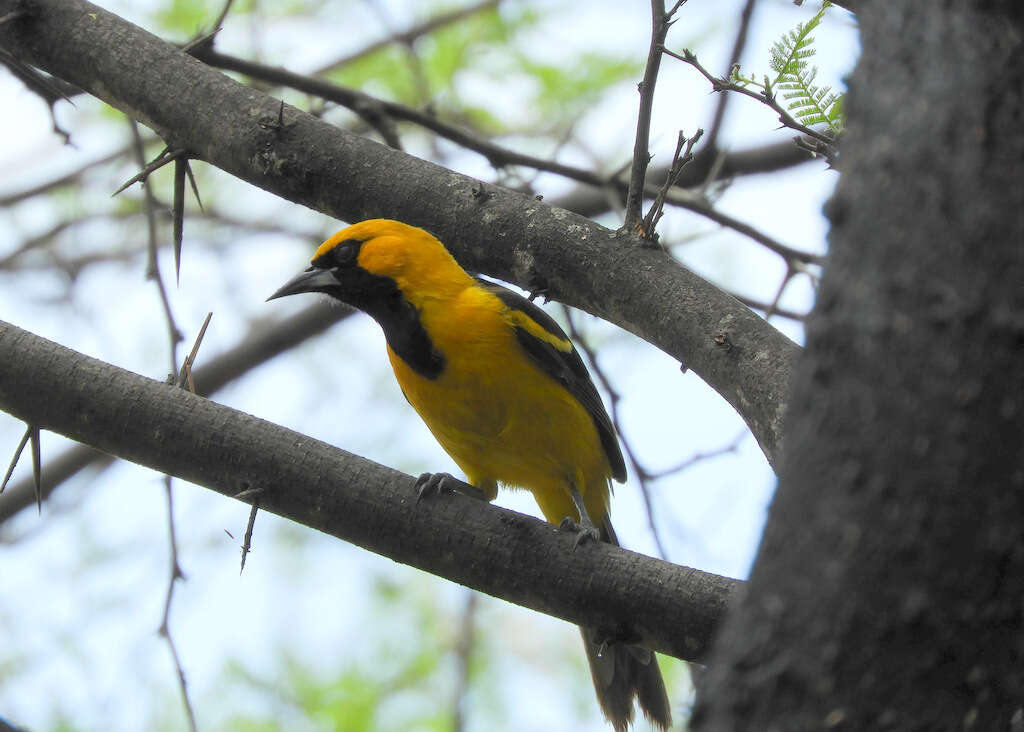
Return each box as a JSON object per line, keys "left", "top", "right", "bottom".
{"left": 0, "top": 0, "right": 797, "bottom": 468}
{"left": 693, "top": 2, "right": 1024, "bottom": 729}
{"left": 0, "top": 302, "right": 348, "bottom": 522}
{"left": 0, "top": 319, "right": 740, "bottom": 663}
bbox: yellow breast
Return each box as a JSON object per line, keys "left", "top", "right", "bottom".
{"left": 387, "top": 285, "right": 612, "bottom": 525}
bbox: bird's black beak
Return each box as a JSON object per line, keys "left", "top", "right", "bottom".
{"left": 266, "top": 267, "right": 338, "bottom": 301}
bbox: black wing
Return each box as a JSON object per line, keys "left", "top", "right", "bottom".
{"left": 477, "top": 279, "right": 626, "bottom": 482}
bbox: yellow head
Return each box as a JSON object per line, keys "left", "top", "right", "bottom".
{"left": 317, "top": 220, "right": 473, "bottom": 304}
{"left": 270, "top": 219, "right": 474, "bottom": 304}
{"left": 268, "top": 219, "right": 472, "bottom": 378}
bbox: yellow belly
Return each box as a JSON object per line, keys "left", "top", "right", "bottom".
{"left": 386, "top": 292, "right": 612, "bottom": 526}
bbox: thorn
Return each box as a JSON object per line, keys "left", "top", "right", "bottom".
{"left": 30, "top": 426, "right": 41, "bottom": 513}
{"left": 173, "top": 158, "right": 186, "bottom": 285}
{"left": 240, "top": 498, "right": 259, "bottom": 575}
{"left": 2, "top": 425, "right": 32, "bottom": 494}
{"left": 183, "top": 159, "right": 203, "bottom": 212}
{"left": 176, "top": 312, "right": 213, "bottom": 392}
{"left": 111, "top": 146, "right": 182, "bottom": 197}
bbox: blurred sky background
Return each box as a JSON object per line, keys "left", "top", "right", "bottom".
{"left": 0, "top": 1, "right": 858, "bottom": 729}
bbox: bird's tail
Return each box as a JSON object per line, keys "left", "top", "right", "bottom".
{"left": 581, "top": 519, "right": 672, "bottom": 732}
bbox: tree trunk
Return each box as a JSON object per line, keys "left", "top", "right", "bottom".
{"left": 693, "top": 2, "right": 1024, "bottom": 730}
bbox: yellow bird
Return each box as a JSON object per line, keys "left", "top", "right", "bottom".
{"left": 270, "top": 219, "right": 670, "bottom": 731}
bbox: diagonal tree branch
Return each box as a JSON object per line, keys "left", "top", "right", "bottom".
{"left": 0, "top": 318, "right": 740, "bottom": 662}
{"left": 0, "top": 302, "right": 349, "bottom": 525}
{"left": 189, "top": 46, "right": 819, "bottom": 265}
{"left": 548, "top": 139, "right": 815, "bottom": 217}
{"left": 0, "top": 0, "right": 798, "bottom": 468}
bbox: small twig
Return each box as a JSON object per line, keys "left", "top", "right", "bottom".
{"left": 112, "top": 146, "right": 186, "bottom": 197}
{"left": 700, "top": 0, "right": 758, "bottom": 152}
{"left": 239, "top": 495, "right": 260, "bottom": 575}
{"left": 186, "top": 46, "right": 820, "bottom": 262}
{"left": 697, "top": 144, "right": 730, "bottom": 199}
{"left": 190, "top": 46, "right": 604, "bottom": 183}
{"left": 0, "top": 142, "right": 149, "bottom": 208}
{"left": 153, "top": 310, "right": 219, "bottom": 730}
{"left": 158, "top": 475, "right": 198, "bottom": 732}
{"left": 452, "top": 591, "right": 478, "bottom": 732}
{"left": 127, "top": 122, "right": 184, "bottom": 371}
{"left": 623, "top": 1, "right": 687, "bottom": 234}
{"left": 180, "top": 27, "right": 221, "bottom": 55}
{"left": 0, "top": 47, "right": 76, "bottom": 144}
{"left": 641, "top": 128, "right": 703, "bottom": 238}
{"left": 209, "top": 0, "right": 235, "bottom": 36}
{"left": 642, "top": 430, "right": 747, "bottom": 481}
{"left": 309, "top": 0, "right": 500, "bottom": 77}
{"left": 660, "top": 185, "right": 823, "bottom": 265}
{"left": 139, "top": 207, "right": 213, "bottom": 731}
{"left": 177, "top": 313, "right": 214, "bottom": 393}
{"left": 730, "top": 291, "right": 806, "bottom": 322}
{"left": 764, "top": 263, "right": 796, "bottom": 321}
{"left": 665, "top": 46, "right": 838, "bottom": 163}
{"left": 795, "top": 132, "right": 839, "bottom": 166}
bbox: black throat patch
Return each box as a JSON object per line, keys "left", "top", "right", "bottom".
{"left": 321, "top": 265, "right": 446, "bottom": 380}
{"left": 376, "top": 288, "right": 446, "bottom": 380}
{"left": 310, "top": 242, "right": 445, "bottom": 380}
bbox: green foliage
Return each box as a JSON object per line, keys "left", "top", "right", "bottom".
{"left": 201, "top": 574, "right": 480, "bottom": 731}
{"left": 152, "top": 0, "right": 215, "bottom": 35}
{"left": 732, "top": 2, "right": 845, "bottom": 135}
{"left": 516, "top": 52, "right": 642, "bottom": 131}
{"left": 329, "top": 5, "right": 637, "bottom": 139}
{"left": 329, "top": 7, "right": 526, "bottom": 110}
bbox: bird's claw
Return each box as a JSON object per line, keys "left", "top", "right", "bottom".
{"left": 414, "top": 472, "right": 487, "bottom": 503}
{"left": 559, "top": 516, "right": 600, "bottom": 551}
{"left": 415, "top": 472, "right": 452, "bottom": 504}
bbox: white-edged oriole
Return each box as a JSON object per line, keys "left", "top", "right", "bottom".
{"left": 269, "top": 219, "right": 670, "bottom": 731}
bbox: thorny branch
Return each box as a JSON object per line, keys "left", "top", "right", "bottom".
{"left": 130, "top": 115, "right": 210, "bottom": 731}
{"left": 155, "top": 315, "right": 215, "bottom": 732}
{"left": 624, "top": 0, "right": 687, "bottom": 235}
{"left": 665, "top": 46, "right": 840, "bottom": 166}
{"left": 642, "top": 128, "right": 704, "bottom": 238}
{"left": 157, "top": 472, "right": 197, "bottom": 732}
{"left": 127, "top": 121, "right": 182, "bottom": 372}
{"left": 186, "top": 24, "right": 818, "bottom": 265}
{"left": 0, "top": 0, "right": 816, "bottom": 528}
{"left": 0, "top": 303, "right": 351, "bottom": 526}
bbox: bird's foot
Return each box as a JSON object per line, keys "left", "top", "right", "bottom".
{"left": 415, "top": 472, "right": 453, "bottom": 503}
{"left": 559, "top": 516, "right": 601, "bottom": 551}
{"left": 414, "top": 472, "right": 486, "bottom": 503}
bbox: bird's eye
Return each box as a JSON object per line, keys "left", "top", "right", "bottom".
{"left": 333, "top": 239, "right": 360, "bottom": 267}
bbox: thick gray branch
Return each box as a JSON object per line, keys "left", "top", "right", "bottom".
{"left": 0, "top": 302, "right": 348, "bottom": 522}
{"left": 0, "top": 319, "right": 740, "bottom": 662}
{"left": 0, "top": 0, "right": 798, "bottom": 468}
